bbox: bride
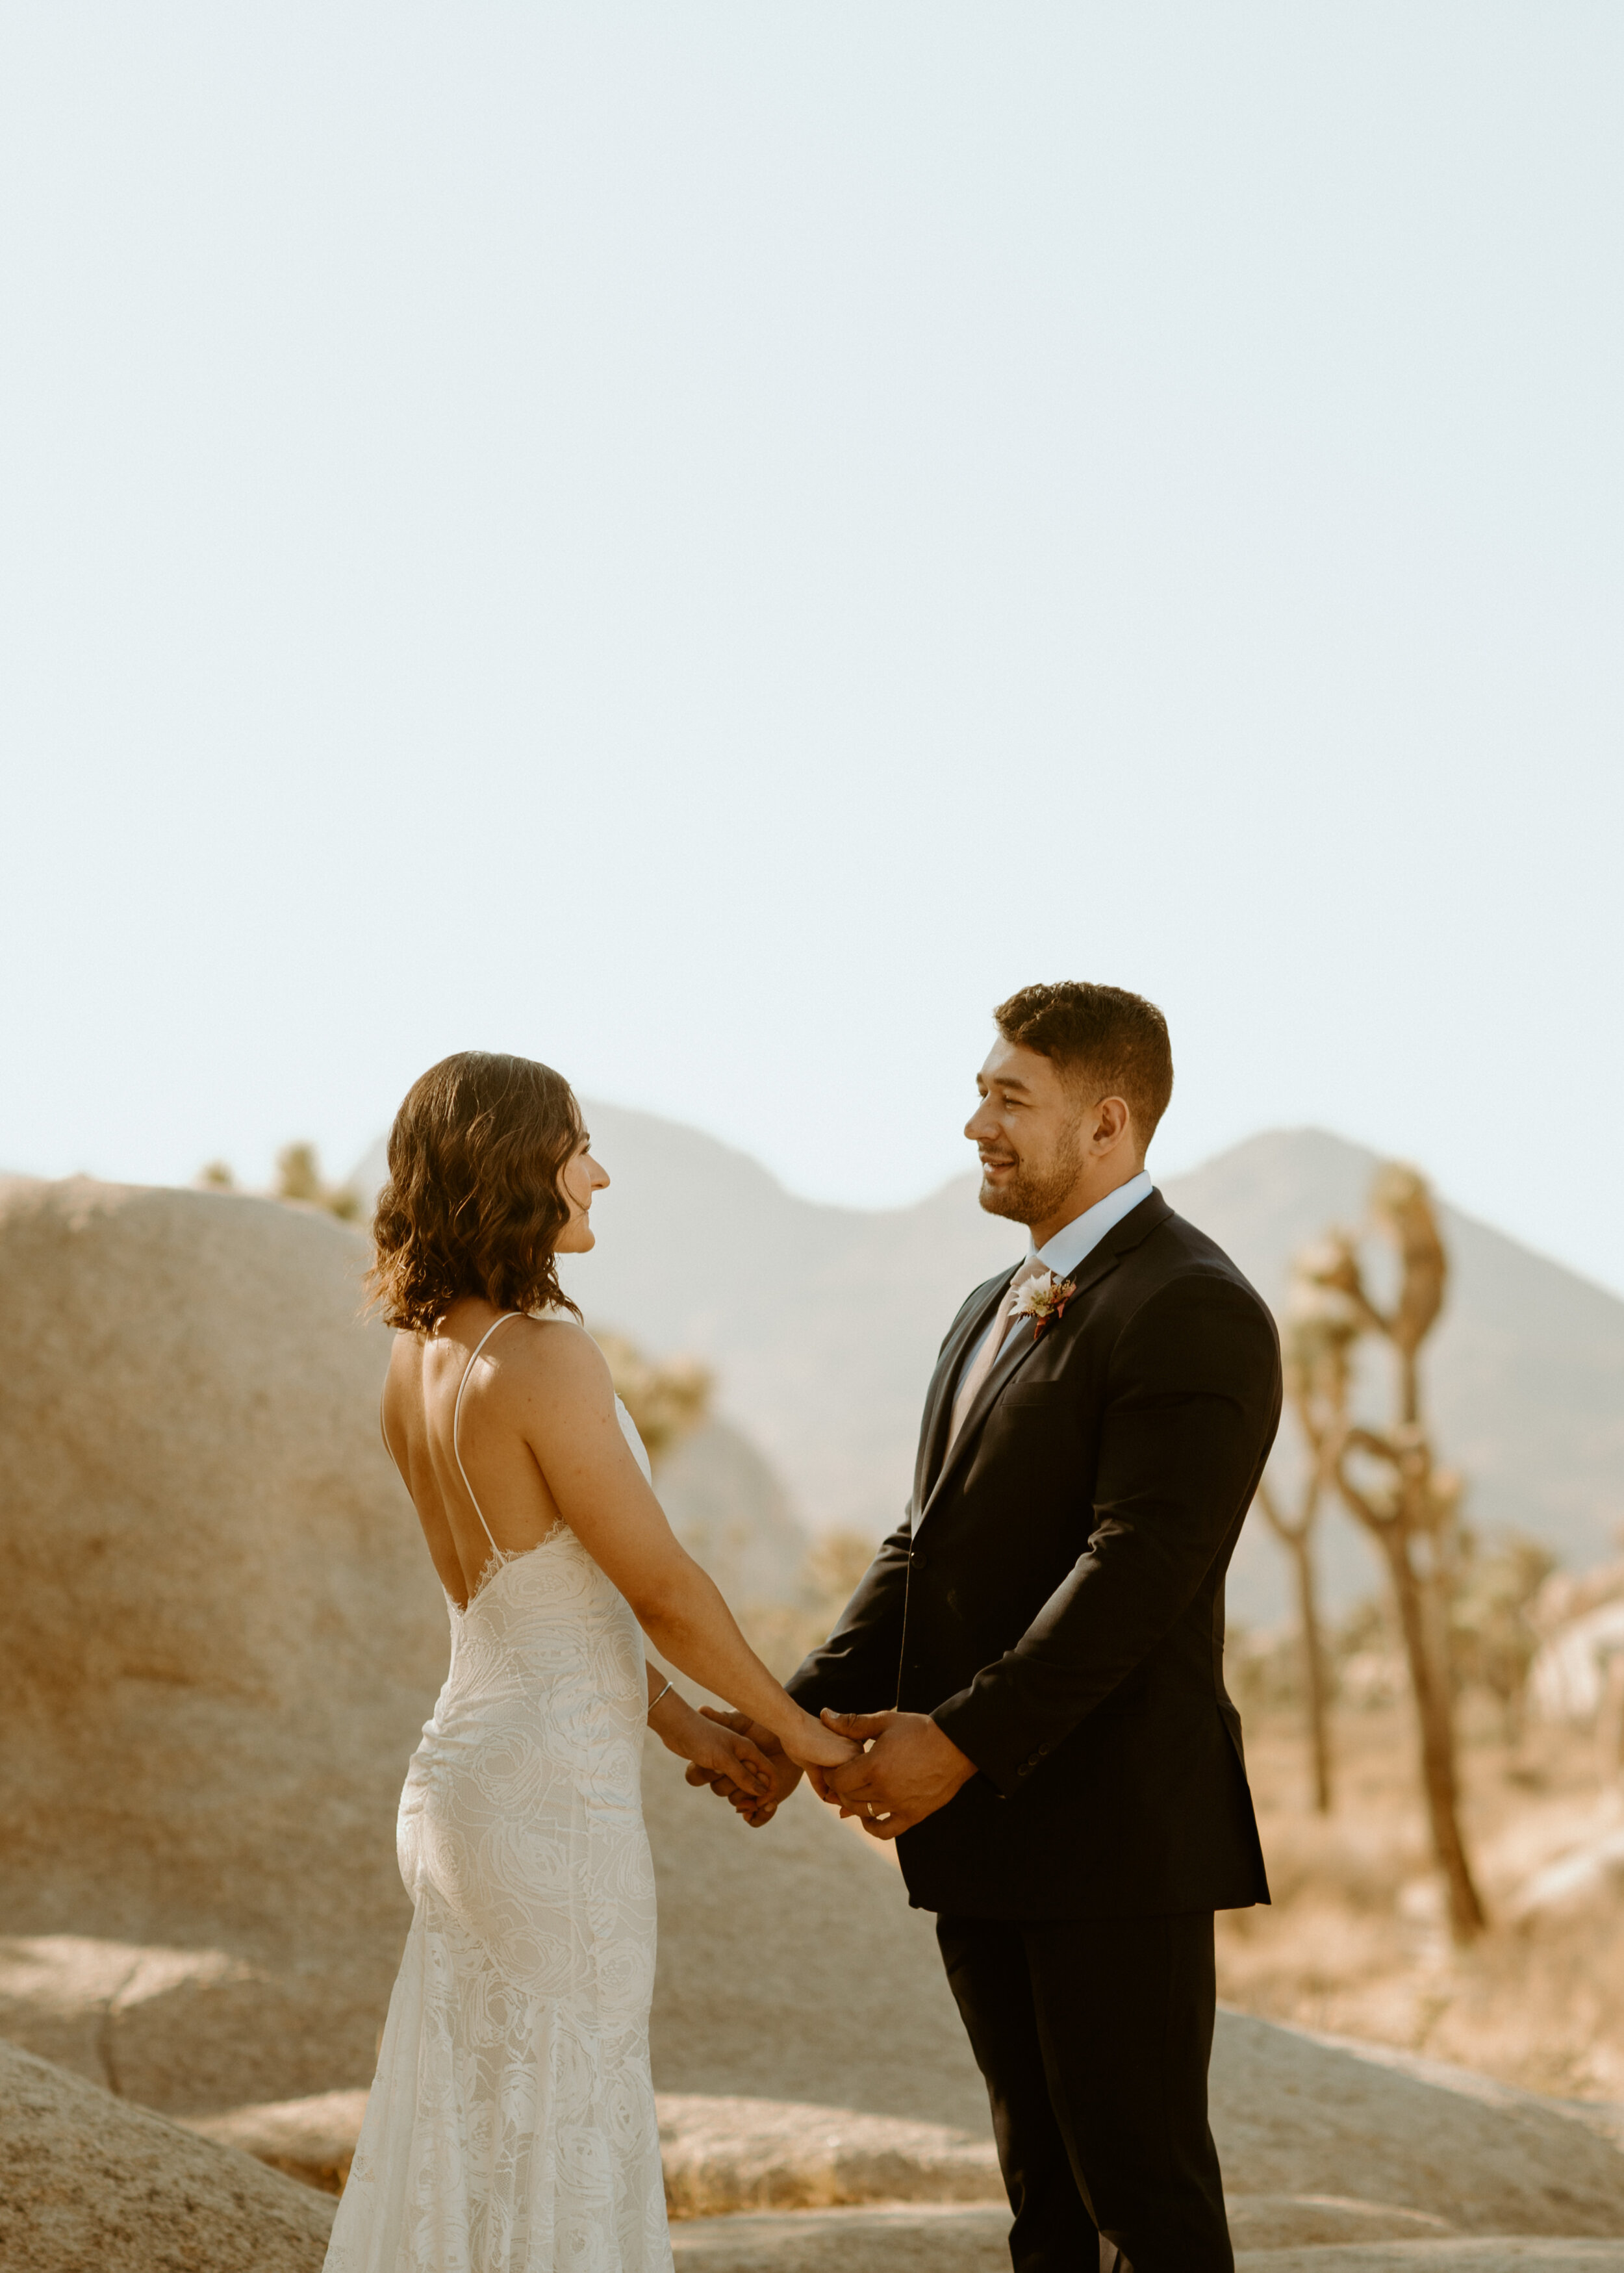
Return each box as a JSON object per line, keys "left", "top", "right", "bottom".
{"left": 324, "top": 1050, "right": 856, "bottom": 2273}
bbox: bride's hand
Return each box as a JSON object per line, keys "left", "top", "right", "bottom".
{"left": 685, "top": 1710, "right": 804, "bottom": 1826}
{"left": 778, "top": 1709, "right": 861, "bottom": 1773}
{"left": 652, "top": 1693, "right": 774, "bottom": 1799}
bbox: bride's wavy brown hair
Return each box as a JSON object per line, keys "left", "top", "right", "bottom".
{"left": 369, "top": 1051, "right": 585, "bottom": 1334}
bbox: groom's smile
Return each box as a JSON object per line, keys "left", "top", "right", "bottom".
{"left": 965, "top": 1034, "right": 1147, "bottom": 1248}
{"left": 965, "top": 1040, "right": 1082, "bottom": 1228}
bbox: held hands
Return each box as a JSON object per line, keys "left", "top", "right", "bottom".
{"left": 683, "top": 1705, "right": 974, "bottom": 1839}
{"left": 809, "top": 1708, "right": 977, "bottom": 1840}
{"left": 683, "top": 1705, "right": 859, "bottom": 1826}
{"left": 650, "top": 1691, "right": 776, "bottom": 1806}
{"left": 684, "top": 1711, "right": 798, "bottom": 1825}
{"left": 783, "top": 1707, "right": 863, "bottom": 1773}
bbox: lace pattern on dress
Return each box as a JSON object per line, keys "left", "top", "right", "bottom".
{"left": 323, "top": 1388, "right": 670, "bottom": 2273}
{"left": 458, "top": 1521, "right": 572, "bottom": 1615}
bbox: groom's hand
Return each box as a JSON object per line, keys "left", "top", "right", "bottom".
{"left": 683, "top": 1709, "right": 803, "bottom": 1826}
{"left": 813, "top": 1709, "right": 977, "bottom": 1839}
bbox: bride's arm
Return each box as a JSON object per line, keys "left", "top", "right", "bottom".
{"left": 506, "top": 1322, "right": 856, "bottom": 1772}
{"left": 644, "top": 1665, "right": 776, "bottom": 1798}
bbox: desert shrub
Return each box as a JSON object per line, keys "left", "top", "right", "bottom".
{"left": 1451, "top": 1531, "right": 1556, "bottom": 1736}
{"left": 592, "top": 1332, "right": 711, "bottom": 1471}
{"left": 275, "top": 1142, "right": 361, "bottom": 1221}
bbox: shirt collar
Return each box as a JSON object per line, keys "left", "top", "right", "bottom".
{"left": 1032, "top": 1169, "right": 1155, "bottom": 1280}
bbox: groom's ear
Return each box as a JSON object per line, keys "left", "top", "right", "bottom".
{"left": 1087, "top": 1093, "right": 1134, "bottom": 1157}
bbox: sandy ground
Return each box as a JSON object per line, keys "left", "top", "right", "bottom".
{"left": 1217, "top": 1699, "right": 1624, "bottom": 2102}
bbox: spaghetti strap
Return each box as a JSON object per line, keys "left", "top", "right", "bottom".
{"left": 452, "top": 1313, "right": 522, "bottom": 1557}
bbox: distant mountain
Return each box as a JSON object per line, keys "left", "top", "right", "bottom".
{"left": 351, "top": 1114, "right": 1624, "bottom": 1625}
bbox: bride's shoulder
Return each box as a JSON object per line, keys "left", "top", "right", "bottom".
{"left": 495, "top": 1310, "right": 613, "bottom": 1402}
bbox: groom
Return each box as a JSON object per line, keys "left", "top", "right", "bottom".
{"left": 694, "top": 981, "right": 1281, "bottom": 2273}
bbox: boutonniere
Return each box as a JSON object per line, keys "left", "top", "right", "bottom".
{"left": 1011, "top": 1269, "right": 1078, "bottom": 1340}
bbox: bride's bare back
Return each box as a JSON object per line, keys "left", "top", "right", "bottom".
{"left": 382, "top": 1299, "right": 581, "bottom": 1610}
{"left": 381, "top": 1283, "right": 850, "bottom": 1772}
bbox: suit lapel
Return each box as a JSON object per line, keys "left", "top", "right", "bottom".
{"left": 913, "top": 1189, "right": 1173, "bottom": 1534}
{"left": 916, "top": 1302, "right": 1052, "bottom": 1525}
{"left": 914, "top": 1270, "right": 1013, "bottom": 1513}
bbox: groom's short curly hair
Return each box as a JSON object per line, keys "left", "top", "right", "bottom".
{"left": 994, "top": 982, "right": 1174, "bottom": 1147}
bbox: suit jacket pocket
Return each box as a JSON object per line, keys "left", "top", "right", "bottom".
{"left": 1000, "top": 1381, "right": 1072, "bottom": 1407}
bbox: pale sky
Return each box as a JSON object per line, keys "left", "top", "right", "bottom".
{"left": 3, "top": 6, "right": 1621, "bottom": 1293}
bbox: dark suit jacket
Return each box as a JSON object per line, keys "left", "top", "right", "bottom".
{"left": 787, "top": 1189, "right": 1280, "bottom": 1920}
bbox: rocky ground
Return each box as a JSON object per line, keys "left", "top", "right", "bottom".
{"left": 0, "top": 2037, "right": 334, "bottom": 2273}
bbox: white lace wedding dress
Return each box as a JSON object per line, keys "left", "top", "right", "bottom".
{"left": 324, "top": 1314, "right": 673, "bottom": 2273}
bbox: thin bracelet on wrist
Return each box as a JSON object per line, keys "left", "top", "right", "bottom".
{"left": 646, "top": 1677, "right": 676, "bottom": 1718}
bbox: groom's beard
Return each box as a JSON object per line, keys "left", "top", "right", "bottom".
{"left": 977, "top": 1136, "right": 1086, "bottom": 1230}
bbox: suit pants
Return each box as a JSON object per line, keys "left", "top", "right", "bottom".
{"left": 935, "top": 1909, "right": 1232, "bottom": 2273}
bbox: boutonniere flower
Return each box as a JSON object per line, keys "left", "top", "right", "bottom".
{"left": 1011, "top": 1269, "right": 1078, "bottom": 1340}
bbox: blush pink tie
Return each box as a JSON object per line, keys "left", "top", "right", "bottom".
{"left": 946, "top": 1254, "right": 1049, "bottom": 1453}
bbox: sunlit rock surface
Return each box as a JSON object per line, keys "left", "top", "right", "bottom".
{"left": 0, "top": 2036, "right": 332, "bottom": 2273}
{"left": 0, "top": 1174, "right": 442, "bottom": 2111}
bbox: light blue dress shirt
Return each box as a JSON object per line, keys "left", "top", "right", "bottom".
{"left": 958, "top": 1168, "right": 1156, "bottom": 1384}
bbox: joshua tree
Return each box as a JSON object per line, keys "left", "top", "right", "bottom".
{"left": 1304, "top": 1164, "right": 1488, "bottom": 1942}
{"left": 1254, "top": 1254, "right": 1358, "bottom": 1814}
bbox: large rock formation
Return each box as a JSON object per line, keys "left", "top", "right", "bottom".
{"left": 0, "top": 1174, "right": 445, "bottom": 2111}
